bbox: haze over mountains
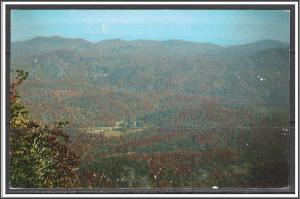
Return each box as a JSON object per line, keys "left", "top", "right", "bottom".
{"left": 11, "top": 36, "right": 290, "bottom": 127}
{"left": 10, "top": 36, "right": 291, "bottom": 188}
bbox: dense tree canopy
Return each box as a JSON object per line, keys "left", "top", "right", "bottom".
{"left": 9, "top": 70, "right": 80, "bottom": 188}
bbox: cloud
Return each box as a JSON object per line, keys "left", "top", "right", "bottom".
{"left": 101, "top": 23, "right": 108, "bottom": 32}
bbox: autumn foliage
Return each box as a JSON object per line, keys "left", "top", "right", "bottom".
{"left": 9, "top": 70, "right": 80, "bottom": 188}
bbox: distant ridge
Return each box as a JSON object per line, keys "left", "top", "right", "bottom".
{"left": 12, "top": 35, "right": 290, "bottom": 48}
{"left": 12, "top": 36, "right": 289, "bottom": 61}
{"left": 11, "top": 35, "right": 290, "bottom": 127}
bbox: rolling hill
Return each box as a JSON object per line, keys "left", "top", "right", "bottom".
{"left": 10, "top": 36, "right": 291, "bottom": 188}
{"left": 11, "top": 36, "right": 290, "bottom": 128}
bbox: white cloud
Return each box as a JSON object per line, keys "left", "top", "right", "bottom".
{"left": 101, "top": 23, "right": 108, "bottom": 32}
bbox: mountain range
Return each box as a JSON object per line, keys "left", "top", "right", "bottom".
{"left": 11, "top": 36, "right": 290, "bottom": 127}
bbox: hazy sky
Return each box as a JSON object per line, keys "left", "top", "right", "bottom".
{"left": 11, "top": 10, "right": 290, "bottom": 45}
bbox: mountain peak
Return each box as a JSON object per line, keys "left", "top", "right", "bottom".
{"left": 253, "top": 39, "right": 289, "bottom": 45}
{"left": 22, "top": 36, "right": 92, "bottom": 45}
{"left": 28, "top": 35, "right": 64, "bottom": 42}
{"left": 228, "top": 39, "right": 289, "bottom": 48}
{"left": 98, "top": 39, "right": 127, "bottom": 44}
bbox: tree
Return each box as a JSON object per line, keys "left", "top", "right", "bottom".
{"left": 9, "top": 70, "right": 80, "bottom": 188}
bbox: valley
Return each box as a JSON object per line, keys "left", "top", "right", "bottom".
{"left": 11, "top": 36, "right": 290, "bottom": 188}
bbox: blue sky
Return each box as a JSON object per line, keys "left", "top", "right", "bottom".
{"left": 11, "top": 10, "right": 290, "bottom": 46}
